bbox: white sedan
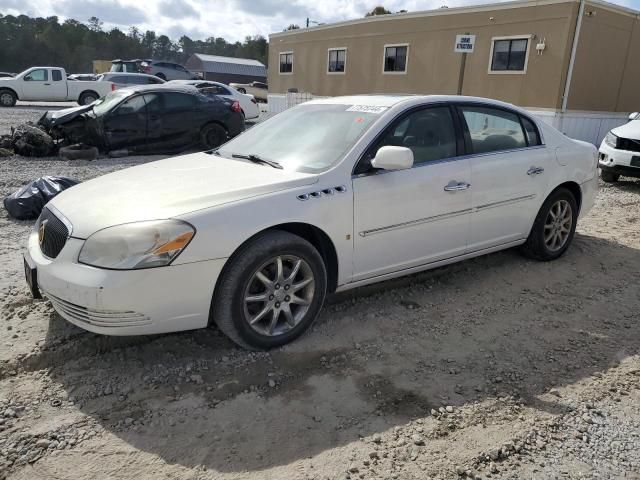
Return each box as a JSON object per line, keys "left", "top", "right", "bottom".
{"left": 168, "top": 80, "right": 259, "bottom": 120}
{"left": 24, "top": 95, "right": 598, "bottom": 350}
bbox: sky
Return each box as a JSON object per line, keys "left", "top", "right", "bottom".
{"left": 1, "top": 0, "right": 639, "bottom": 43}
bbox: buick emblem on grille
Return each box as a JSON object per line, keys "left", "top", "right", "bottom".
{"left": 38, "top": 219, "right": 48, "bottom": 246}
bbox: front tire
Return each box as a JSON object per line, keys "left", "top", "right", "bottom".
{"left": 521, "top": 188, "right": 578, "bottom": 261}
{"left": 212, "top": 230, "right": 327, "bottom": 350}
{"left": 600, "top": 170, "right": 619, "bottom": 183}
{"left": 0, "top": 90, "right": 17, "bottom": 107}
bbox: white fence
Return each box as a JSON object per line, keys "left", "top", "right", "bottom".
{"left": 267, "top": 93, "right": 628, "bottom": 146}
{"left": 528, "top": 110, "right": 629, "bottom": 146}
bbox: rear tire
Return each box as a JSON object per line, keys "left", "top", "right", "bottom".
{"left": 521, "top": 187, "right": 578, "bottom": 261}
{"left": 211, "top": 230, "right": 327, "bottom": 350}
{"left": 78, "top": 91, "right": 98, "bottom": 105}
{"left": 600, "top": 170, "right": 619, "bottom": 183}
{"left": 237, "top": 88, "right": 246, "bottom": 94}
{"left": 200, "top": 123, "right": 227, "bottom": 149}
{"left": 0, "top": 90, "right": 17, "bottom": 107}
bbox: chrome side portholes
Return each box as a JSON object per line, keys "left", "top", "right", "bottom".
{"left": 297, "top": 185, "right": 347, "bottom": 201}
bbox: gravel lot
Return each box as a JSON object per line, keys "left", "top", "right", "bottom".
{"left": 0, "top": 105, "right": 639, "bottom": 480}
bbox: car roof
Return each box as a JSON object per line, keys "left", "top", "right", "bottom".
{"left": 115, "top": 84, "right": 198, "bottom": 94}
{"left": 307, "top": 94, "right": 523, "bottom": 112}
{"left": 102, "top": 72, "right": 160, "bottom": 78}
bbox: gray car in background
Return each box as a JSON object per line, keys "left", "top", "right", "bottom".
{"left": 110, "top": 59, "right": 197, "bottom": 81}
{"left": 98, "top": 72, "right": 166, "bottom": 89}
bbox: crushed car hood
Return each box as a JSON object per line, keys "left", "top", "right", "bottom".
{"left": 611, "top": 120, "right": 640, "bottom": 140}
{"left": 39, "top": 105, "right": 94, "bottom": 128}
{"left": 49, "top": 152, "right": 318, "bottom": 238}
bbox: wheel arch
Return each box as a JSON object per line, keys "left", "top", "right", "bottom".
{"left": 213, "top": 222, "right": 339, "bottom": 301}
{"left": 552, "top": 181, "right": 582, "bottom": 214}
{"left": 0, "top": 87, "right": 19, "bottom": 100}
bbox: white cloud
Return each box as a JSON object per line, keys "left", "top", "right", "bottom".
{"left": 2, "top": 0, "right": 638, "bottom": 43}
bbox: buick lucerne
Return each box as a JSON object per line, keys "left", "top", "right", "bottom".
{"left": 24, "top": 95, "right": 598, "bottom": 349}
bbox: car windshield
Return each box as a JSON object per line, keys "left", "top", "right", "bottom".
{"left": 92, "top": 90, "right": 130, "bottom": 115}
{"left": 217, "top": 104, "right": 381, "bottom": 173}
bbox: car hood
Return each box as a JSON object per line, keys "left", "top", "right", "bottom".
{"left": 611, "top": 120, "right": 640, "bottom": 140}
{"left": 49, "top": 152, "right": 318, "bottom": 238}
{"left": 39, "top": 105, "right": 94, "bottom": 128}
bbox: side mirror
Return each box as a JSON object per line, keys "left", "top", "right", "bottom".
{"left": 628, "top": 112, "right": 639, "bottom": 122}
{"left": 371, "top": 146, "right": 414, "bottom": 171}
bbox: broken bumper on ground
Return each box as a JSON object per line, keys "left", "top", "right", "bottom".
{"left": 25, "top": 230, "right": 227, "bottom": 336}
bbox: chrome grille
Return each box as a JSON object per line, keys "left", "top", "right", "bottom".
{"left": 37, "top": 208, "right": 70, "bottom": 259}
{"left": 45, "top": 291, "right": 151, "bottom": 328}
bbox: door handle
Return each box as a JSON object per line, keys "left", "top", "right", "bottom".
{"left": 44, "top": 83, "right": 51, "bottom": 86}
{"left": 527, "top": 166, "right": 544, "bottom": 176}
{"left": 444, "top": 181, "right": 471, "bottom": 192}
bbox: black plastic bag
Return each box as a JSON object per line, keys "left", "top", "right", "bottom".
{"left": 3, "top": 176, "right": 80, "bottom": 220}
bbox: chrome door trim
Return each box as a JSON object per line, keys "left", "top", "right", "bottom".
{"left": 358, "top": 194, "right": 536, "bottom": 237}
{"left": 359, "top": 207, "right": 472, "bottom": 237}
{"left": 351, "top": 145, "right": 547, "bottom": 179}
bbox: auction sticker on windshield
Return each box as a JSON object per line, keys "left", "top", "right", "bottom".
{"left": 346, "top": 105, "right": 388, "bottom": 114}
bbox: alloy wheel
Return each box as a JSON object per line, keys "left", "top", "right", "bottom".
{"left": 243, "top": 255, "right": 315, "bottom": 336}
{"left": 544, "top": 199, "right": 572, "bottom": 252}
{"left": 0, "top": 93, "right": 13, "bottom": 106}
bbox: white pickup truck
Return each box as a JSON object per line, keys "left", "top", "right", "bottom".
{"left": 0, "top": 67, "right": 114, "bottom": 107}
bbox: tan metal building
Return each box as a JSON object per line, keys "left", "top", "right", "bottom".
{"left": 268, "top": 0, "right": 639, "bottom": 128}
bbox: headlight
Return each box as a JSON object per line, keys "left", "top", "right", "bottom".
{"left": 78, "top": 220, "right": 195, "bottom": 270}
{"left": 604, "top": 131, "right": 618, "bottom": 148}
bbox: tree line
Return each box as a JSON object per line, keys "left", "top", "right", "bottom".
{"left": 0, "top": 14, "right": 268, "bottom": 74}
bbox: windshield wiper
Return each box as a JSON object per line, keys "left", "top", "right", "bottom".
{"left": 231, "top": 153, "right": 283, "bottom": 169}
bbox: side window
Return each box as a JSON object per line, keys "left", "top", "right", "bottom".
{"left": 359, "top": 107, "right": 457, "bottom": 173}
{"left": 162, "top": 92, "right": 196, "bottom": 110}
{"left": 521, "top": 116, "right": 542, "bottom": 146}
{"left": 52, "top": 70, "right": 63, "bottom": 81}
{"left": 114, "top": 95, "right": 147, "bottom": 115}
{"left": 143, "top": 93, "right": 161, "bottom": 113}
{"left": 279, "top": 52, "right": 293, "bottom": 73}
{"left": 24, "top": 69, "right": 48, "bottom": 81}
{"left": 460, "top": 106, "right": 527, "bottom": 154}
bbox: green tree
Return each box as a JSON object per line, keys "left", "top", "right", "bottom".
{"left": 365, "top": 6, "right": 392, "bottom": 16}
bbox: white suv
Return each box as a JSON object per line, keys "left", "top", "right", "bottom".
{"left": 598, "top": 113, "right": 640, "bottom": 182}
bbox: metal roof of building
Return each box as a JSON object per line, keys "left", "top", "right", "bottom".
{"left": 189, "top": 54, "right": 267, "bottom": 77}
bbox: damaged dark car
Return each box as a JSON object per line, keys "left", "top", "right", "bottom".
{"left": 38, "top": 85, "right": 245, "bottom": 155}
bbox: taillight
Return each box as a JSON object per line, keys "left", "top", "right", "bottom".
{"left": 230, "top": 101, "right": 241, "bottom": 113}
{"left": 111, "top": 83, "right": 116, "bottom": 91}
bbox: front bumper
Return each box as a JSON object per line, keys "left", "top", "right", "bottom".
{"left": 598, "top": 142, "right": 640, "bottom": 178}
{"left": 26, "top": 230, "right": 227, "bottom": 336}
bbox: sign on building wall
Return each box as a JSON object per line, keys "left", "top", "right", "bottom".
{"left": 454, "top": 35, "right": 476, "bottom": 53}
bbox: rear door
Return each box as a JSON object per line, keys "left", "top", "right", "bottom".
{"left": 456, "top": 104, "right": 551, "bottom": 252}
{"left": 102, "top": 93, "right": 149, "bottom": 150}
{"left": 48, "top": 69, "right": 68, "bottom": 100}
{"left": 148, "top": 92, "right": 200, "bottom": 150}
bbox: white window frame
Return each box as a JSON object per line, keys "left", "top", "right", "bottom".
{"left": 382, "top": 43, "right": 409, "bottom": 75}
{"left": 488, "top": 35, "right": 532, "bottom": 75}
{"left": 327, "top": 47, "right": 347, "bottom": 75}
{"left": 279, "top": 51, "right": 294, "bottom": 75}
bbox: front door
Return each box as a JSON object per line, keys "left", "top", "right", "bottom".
{"left": 103, "top": 94, "right": 149, "bottom": 151}
{"left": 147, "top": 92, "right": 198, "bottom": 151}
{"left": 21, "top": 69, "right": 50, "bottom": 100}
{"left": 457, "top": 105, "right": 552, "bottom": 251}
{"left": 352, "top": 105, "right": 471, "bottom": 282}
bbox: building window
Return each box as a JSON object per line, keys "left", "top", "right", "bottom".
{"left": 279, "top": 52, "right": 293, "bottom": 74}
{"left": 383, "top": 44, "right": 408, "bottom": 73}
{"left": 489, "top": 36, "right": 530, "bottom": 73}
{"left": 328, "top": 48, "right": 346, "bottom": 73}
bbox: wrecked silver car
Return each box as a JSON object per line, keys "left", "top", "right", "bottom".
{"left": 38, "top": 85, "right": 245, "bottom": 154}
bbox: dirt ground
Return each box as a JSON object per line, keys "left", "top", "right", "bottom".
{"left": 0, "top": 106, "right": 639, "bottom": 480}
